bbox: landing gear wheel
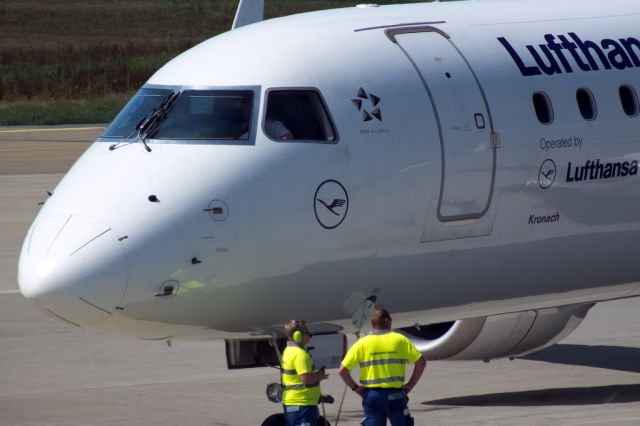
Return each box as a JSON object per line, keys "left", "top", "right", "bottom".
{"left": 260, "top": 413, "right": 330, "bottom": 425}
{"left": 261, "top": 413, "right": 285, "bottom": 426}
{"left": 317, "top": 415, "right": 331, "bottom": 425}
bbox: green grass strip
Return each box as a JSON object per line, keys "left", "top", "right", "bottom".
{"left": 0, "top": 94, "right": 132, "bottom": 126}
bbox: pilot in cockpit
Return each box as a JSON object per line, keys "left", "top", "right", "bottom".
{"left": 264, "top": 97, "right": 294, "bottom": 140}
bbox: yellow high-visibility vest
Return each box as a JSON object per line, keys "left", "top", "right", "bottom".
{"left": 342, "top": 330, "right": 422, "bottom": 388}
{"left": 281, "top": 343, "right": 320, "bottom": 405}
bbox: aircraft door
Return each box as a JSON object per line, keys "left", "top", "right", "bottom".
{"left": 391, "top": 29, "right": 497, "bottom": 221}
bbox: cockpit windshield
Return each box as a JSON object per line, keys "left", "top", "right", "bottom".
{"left": 102, "top": 88, "right": 255, "bottom": 143}
{"left": 102, "top": 88, "right": 174, "bottom": 138}
{"left": 148, "top": 90, "right": 253, "bottom": 141}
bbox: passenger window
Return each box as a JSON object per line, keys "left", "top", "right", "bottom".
{"left": 532, "top": 92, "right": 553, "bottom": 125}
{"left": 150, "top": 90, "right": 253, "bottom": 140}
{"left": 619, "top": 85, "right": 639, "bottom": 117}
{"left": 576, "top": 88, "right": 597, "bottom": 121}
{"left": 264, "top": 90, "right": 337, "bottom": 142}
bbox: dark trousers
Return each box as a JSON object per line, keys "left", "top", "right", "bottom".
{"left": 283, "top": 404, "right": 318, "bottom": 426}
{"left": 361, "top": 388, "right": 412, "bottom": 426}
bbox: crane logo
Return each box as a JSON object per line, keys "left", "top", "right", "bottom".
{"left": 538, "top": 159, "right": 557, "bottom": 189}
{"left": 314, "top": 180, "right": 349, "bottom": 229}
{"left": 352, "top": 87, "right": 382, "bottom": 122}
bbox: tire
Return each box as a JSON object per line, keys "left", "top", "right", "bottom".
{"left": 261, "top": 413, "right": 285, "bottom": 426}
{"left": 261, "top": 411, "right": 329, "bottom": 426}
{"left": 317, "top": 416, "right": 331, "bottom": 426}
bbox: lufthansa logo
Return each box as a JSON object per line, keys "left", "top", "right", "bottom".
{"left": 538, "top": 159, "right": 556, "bottom": 189}
{"left": 314, "top": 180, "right": 349, "bottom": 229}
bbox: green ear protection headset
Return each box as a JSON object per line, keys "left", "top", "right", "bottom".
{"left": 293, "top": 330, "right": 303, "bottom": 343}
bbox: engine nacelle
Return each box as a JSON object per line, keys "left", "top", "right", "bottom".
{"left": 399, "top": 303, "right": 593, "bottom": 361}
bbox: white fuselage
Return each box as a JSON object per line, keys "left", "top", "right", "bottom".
{"left": 18, "top": 0, "right": 640, "bottom": 341}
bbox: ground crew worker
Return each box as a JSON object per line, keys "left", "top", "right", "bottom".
{"left": 338, "top": 308, "right": 426, "bottom": 425}
{"left": 281, "top": 319, "right": 329, "bottom": 426}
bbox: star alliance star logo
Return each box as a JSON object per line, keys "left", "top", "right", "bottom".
{"left": 352, "top": 87, "right": 382, "bottom": 122}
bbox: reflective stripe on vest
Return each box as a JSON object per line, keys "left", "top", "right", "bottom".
{"left": 283, "top": 383, "right": 319, "bottom": 390}
{"left": 359, "top": 358, "right": 407, "bottom": 368}
{"left": 360, "top": 376, "right": 406, "bottom": 386}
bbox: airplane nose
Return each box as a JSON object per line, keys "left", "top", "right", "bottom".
{"left": 18, "top": 214, "right": 128, "bottom": 326}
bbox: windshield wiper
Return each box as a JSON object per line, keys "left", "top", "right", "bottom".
{"left": 109, "top": 91, "right": 180, "bottom": 153}
{"left": 138, "top": 91, "right": 180, "bottom": 151}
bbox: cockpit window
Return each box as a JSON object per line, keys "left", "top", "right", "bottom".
{"left": 149, "top": 90, "right": 253, "bottom": 140}
{"left": 102, "top": 88, "right": 174, "bottom": 138}
{"left": 264, "top": 89, "right": 337, "bottom": 143}
{"left": 101, "top": 88, "right": 255, "bottom": 143}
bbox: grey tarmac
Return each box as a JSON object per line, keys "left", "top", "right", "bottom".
{"left": 1, "top": 127, "right": 639, "bottom": 425}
